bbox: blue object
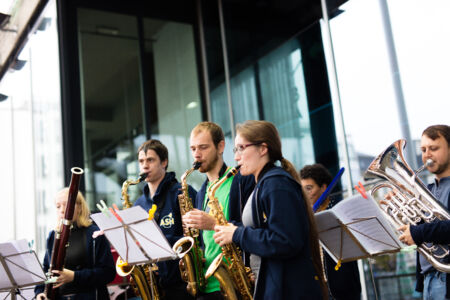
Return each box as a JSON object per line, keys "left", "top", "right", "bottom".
{"left": 313, "top": 167, "right": 345, "bottom": 212}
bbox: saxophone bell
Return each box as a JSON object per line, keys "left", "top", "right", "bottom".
{"left": 173, "top": 236, "right": 195, "bottom": 258}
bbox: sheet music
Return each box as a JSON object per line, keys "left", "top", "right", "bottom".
{"left": 0, "top": 239, "right": 45, "bottom": 290}
{"left": 91, "top": 206, "right": 177, "bottom": 265}
{"left": 315, "top": 194, "right": 403, "bottom": 261}
{"left": 316, "top": 211, "right": 366, "bottom": 261}
{"left": 332, "top": 194, "right": 401, "bottom": 249}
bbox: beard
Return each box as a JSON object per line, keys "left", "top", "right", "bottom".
{"left": 432, "top": 159, "right": 450, "bottom": 176}
{"left": 200, "top": 152, "right": 220, "bottom": 173}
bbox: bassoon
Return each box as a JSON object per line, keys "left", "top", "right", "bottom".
{"left": 45, "top": 167, "right": 84, "bottom": 299}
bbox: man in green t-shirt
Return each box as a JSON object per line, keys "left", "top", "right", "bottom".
{"left": 182, "top": 121, "right": 254, "bottom": 300}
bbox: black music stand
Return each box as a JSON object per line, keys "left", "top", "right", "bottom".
{"left": 91, "top": 206, "right": 178, "bottom": 265}
{"left": 0, "top": 240, "right": 46, "bottom": 300}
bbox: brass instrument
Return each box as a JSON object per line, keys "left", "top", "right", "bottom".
{"left": 116, "top": 173, "right": 160, "bottom": 300}
{"left": 204, "top": 166, "right": 254, "bottom": 300}
{"left": 365, "top": 139, "right": 450, "bottom": 273}
{"left": 173, "top": 161, "right": 206, "bottom": 296}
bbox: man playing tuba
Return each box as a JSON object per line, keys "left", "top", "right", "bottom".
{"left": 396, "top": 125, "right": 450, "bottom": 300}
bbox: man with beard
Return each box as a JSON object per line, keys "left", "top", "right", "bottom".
{"left": 134, "top": 139, "right": 197, "bottom": 300}
{"left": 396, "top": 125, "right": 450, "bottom": 300}
{"left": 182, "top": 122, "right": 254, "bottom": 300}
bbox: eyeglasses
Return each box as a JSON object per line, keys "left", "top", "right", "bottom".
{"left": 232, "top": 143, "right": 261, "bottom": 154}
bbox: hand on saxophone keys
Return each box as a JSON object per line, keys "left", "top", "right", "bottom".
{"left": 182, "top": 209, "right": 216, "bottom": 230}
{"left": 398, "top": 224, "right": 416, "bottom": 246}
{"left": 213, "top": 224, "right": 237, "bottom": 247}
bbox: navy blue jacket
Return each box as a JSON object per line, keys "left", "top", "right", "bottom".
{"left": 34, "top": 224, "right": 116, "bottom": 300}
{"left": 412, "top": 178, "right": 450, "bottom": 297}
{"left": 411, "top": 220, "right": 450, "bottom": 245}
{"left": 232, "top": 166, "right": 322, "bottom": 300}
{"left": 134, "top": 171, "right": 197, "bottom": 288}
{"left": 194, "top": 164, "right": 255, "bottom": 227}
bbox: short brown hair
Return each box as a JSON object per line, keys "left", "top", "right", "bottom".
{"left": 300, "top": 164, "right": 333, "bottom": 187}
{"left": 423, "top": 125, "right": 450, "bottom": 147}
{"left": 191, "top": 122, "right": 224, "bottom": 148}
{"left": 137, "top": 139, "right": 169, "bottom": 170}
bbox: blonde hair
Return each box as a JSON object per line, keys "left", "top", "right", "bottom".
{"left": 56, "top": 188, "right": 92, "bottom": 227}
{"left": 236, "top": 120, "right": 327, "bottom": 299}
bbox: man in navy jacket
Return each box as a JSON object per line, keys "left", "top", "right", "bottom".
{"left": 397, "top": 124, "right": 450, "bottom": 300}
{"left": 182, "top": 122, "right": 254, "bottom": 300}
{"left": 134, "top": 139, "right": 196, "bottom": 300}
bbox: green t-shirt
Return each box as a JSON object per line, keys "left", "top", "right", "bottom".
{"left": 201, "top": 172, "right": 233, "bottom": 293}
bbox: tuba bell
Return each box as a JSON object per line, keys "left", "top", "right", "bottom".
{"left": 365, "top": 139, "right": 450, "bottom": 273}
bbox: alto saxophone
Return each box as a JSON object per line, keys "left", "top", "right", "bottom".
{"left": 172, "top": 161, "right": 206, "bottom": 296}
{"left": 116, "top": 173, "right": 160, "bottom": 300}
{"left": 205, "top": 166, "right": 254, "bottom": 300}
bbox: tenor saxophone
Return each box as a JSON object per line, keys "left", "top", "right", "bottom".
{"left": 116, "top": 173, "right": 160, "bottom": 300}
{"left": 172, "top": 161, "right": 206, "bottom": 296}
{"left": 205, "top": 166, "right": 254, "bottom": 300}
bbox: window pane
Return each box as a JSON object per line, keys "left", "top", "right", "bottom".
{"left": 78, "top": 8, "right": 145, "bottom": 208}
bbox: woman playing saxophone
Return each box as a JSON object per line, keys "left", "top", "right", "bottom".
{"left": 213, "top": 120, "right": 327, "bottom": 300}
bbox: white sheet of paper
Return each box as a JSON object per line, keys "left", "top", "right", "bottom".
{"left": 0, "top": 239, "right": 45, "bottom": 289}
{"left": 316, "top": 211, "right": 366, "bottom": 261}
{"left": 91, "top": 206, "right": 177, "bottom": 265}
{"left": 315, "top": 194, "right": 402, "bottom": 261}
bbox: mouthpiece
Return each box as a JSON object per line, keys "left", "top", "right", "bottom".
{"left": 225, "top": 165, "right": 241, "bottom": 179}
{"left": 138, "top": 172, "right": 148, "bottom": 182}
{"left": 415, "top": 159, "right": 434, "bottom": 174}
{"left": 193, "top": 161, "right": 202, "bottom": 170}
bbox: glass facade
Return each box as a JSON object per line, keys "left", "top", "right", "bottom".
{"left": 77, "top": 8, "right": 204, "bottom": 209}
{"left": 1, "top": 0, "right": 447, "bottom": 299}
{"left": 0, "top": 1, "right": 63, "bottom": 258}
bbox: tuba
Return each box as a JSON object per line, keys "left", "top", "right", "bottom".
{"left": 205, "top": 166, "right": 254, "bottom": 300}
{"left": 365, "top": 139, "right": 450, "bottom": 273}
{"left": 115, "top": 173, "right": 160, "bottom": 300}
{"left": 173, "top": 161, "right": 206, "bottom": 296}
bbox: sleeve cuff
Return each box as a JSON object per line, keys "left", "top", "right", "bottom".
{"left": 232, "top": 226, "right": 244, "bottom": 246}
{"left": 410, "top": 224, "right": 424, "bottom": 245}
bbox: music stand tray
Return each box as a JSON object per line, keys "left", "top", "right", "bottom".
{"left": 0, "top": 239, "right": 46, "bottom": 300}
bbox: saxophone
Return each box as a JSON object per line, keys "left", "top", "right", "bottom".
{"left": 116, "top": 173, "right": 160, "bottom": 300}
{"left": 204, "top": 166, "right": 254, "bottom": 300}
{"left": 172, "top": 161, "right": 206, "bottom": 296}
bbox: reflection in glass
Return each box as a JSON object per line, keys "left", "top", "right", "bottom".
{"left": 78, "top": 9, "right": 145, "bottom": 209}
{"left": 78, "top": 9, "right": 204, "bottom": 209}
{"left": 210, "top": 39, "right": 314, "bottom": 168}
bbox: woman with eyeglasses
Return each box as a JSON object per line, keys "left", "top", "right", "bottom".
{"left": 213, "top": 120, "right": 327, "bottom": 300}
{"left": 35, "top": 188, "right": 116, "bottom": 300}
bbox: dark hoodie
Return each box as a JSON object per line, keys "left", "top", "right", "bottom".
{"left": 34, "top": 224, "right": 116, "bottom": 300}
{"left": 134, "top": 171, "right": 197, "bottom": 288}
{"left": 232, "top": 165, "right": 321, "bottom": 300}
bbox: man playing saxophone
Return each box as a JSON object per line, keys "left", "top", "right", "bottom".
{"left": 133, "top": 139, "right": 197, "bottom": 300}
{"left": 394, "top": 125, "right": 450, "bottom": 300}
{"left": 182, "top": 122, "right": 255, "bottom": 300}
